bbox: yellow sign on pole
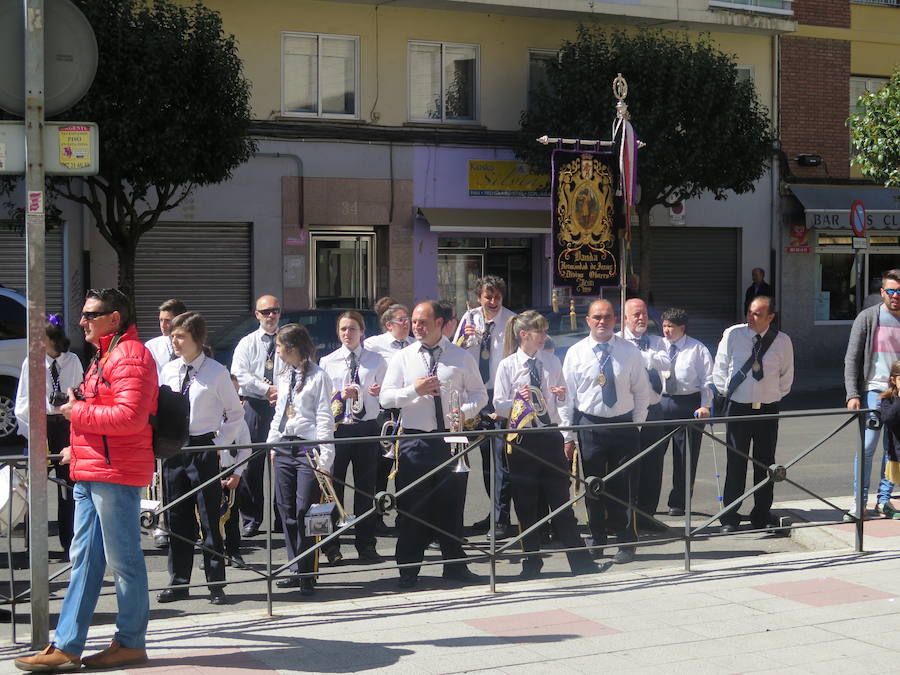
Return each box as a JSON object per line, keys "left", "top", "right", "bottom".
{"left": 58, "top": 124, "right": 92, "bottom": 169}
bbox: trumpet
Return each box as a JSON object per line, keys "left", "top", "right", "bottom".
{"left": 447, "top": 389, "right": 470, "bottom": 473}
{"left": 308, "top": 447, "right": 353, "bottom": 528}
{"left": 380, "top": 417, "right": 399, "bottom": 455}
{"left": 342, "top": 377, "right": 364, "bottom": 425}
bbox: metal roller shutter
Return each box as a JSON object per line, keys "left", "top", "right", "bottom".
{"left": 0, "top": 224, "right": 65, "bottom": 314}
{"left": 134, "top": 222, "right": 251, "bottom": 343}
{"left": 631, "top": 227, "right": 740, "bottom": 348}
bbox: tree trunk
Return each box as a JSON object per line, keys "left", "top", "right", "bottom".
{"left": 637, "top": 203, "right": 652, "bottom": 301}
{"left": 116, "top": 243, "right": 137, "bottom": 300}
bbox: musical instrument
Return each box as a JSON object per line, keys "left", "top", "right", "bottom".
{"left": 380, "top": 416, "right": 399, "bottom": 454}
{"left": 304, "top": 447, "right": 353, "bottom": 537}
{"left": 505, "top": 385, "right": 550, "bottom": 451}
{"left": 447, "top": 389, "right": 470, "bottom": 473}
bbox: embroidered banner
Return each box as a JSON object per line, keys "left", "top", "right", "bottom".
{"left": 551, "top": 150, "right": 622, "bottom": 295}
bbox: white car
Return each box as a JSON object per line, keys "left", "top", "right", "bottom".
{"left": 0, "top": 287, "right": 27, "bottom": 445}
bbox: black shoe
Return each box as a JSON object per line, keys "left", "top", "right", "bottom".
{"left": 398, "top": 575, "right": 417, "bottom": 589}
{"left": 668, "top": 507, "right": 685, "bottom": 517}
{"left": 276, "top": 576, "right": 301, "bottom": 588}
{"left": 519, "top": 566, "right": 542, "bottom": 580}
{"left": 300, "top": 579, "right": 315, "bottom": 596}
{"left": 470, "top": 515, "right": 491, "bottom": 533}
{"left": 228, "top": 553, "right": 247, "bottom": 569}
{"left": 325, "top": 549, "right": 344, "bottom": 565}
{"left": 156, "top": 588, "right": 189, "bottom": 603}
{"left": 209, "top": 588, "right": 228, "bottom": 605}
{"left": 241, "top": 523, "right": 260, "bottom": 538}
{"left": 442, "top": 566, "right": 482, "bottom": 583}
{"left": 720, "top": 523, "right": 738, "bottom": 534}
{"left": 358, "top": 547, "right": 384, "bottom": 564}
{"left": 570, "top": 562, "right": 600, "bottom": 576}
{"left": 639, "top": 518, "right": 670, "bottom": 533}
{"left": 612, "top": 547, "right": 635, "bottom": 564}
{"left": 486, "top": 523, "right": 517, "bottom": 541}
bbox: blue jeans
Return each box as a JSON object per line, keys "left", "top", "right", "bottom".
{"left": 54, "top": 481, "right": 149, "bottom": 655}
{"left": 852, "top": 390, "right": 894, "bottom": 508}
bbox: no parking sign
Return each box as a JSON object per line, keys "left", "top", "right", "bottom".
{"left": 851, "top": 200, "right": 867, "bottom": 237}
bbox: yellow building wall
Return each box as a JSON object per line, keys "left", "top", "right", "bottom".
{"left": 211, "top": 0, "right": 776, "bottom": 130}
{"left": 851, "top": 5, "right": 900, "bottom": 76}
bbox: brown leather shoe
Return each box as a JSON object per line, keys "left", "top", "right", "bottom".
{"left": 82, "top": 639, "right": 148, "bottom": 670}
{"left": 14, "top": 644, "right": 81, "bottom": 672}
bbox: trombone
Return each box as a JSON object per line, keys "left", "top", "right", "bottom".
{"left": 447, "top": 389, "right": 470, "bottom": 473}
{"left": 308, "top": 447, "right": 353, "bottom": 527}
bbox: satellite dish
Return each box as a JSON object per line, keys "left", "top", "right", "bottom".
{"left": 0, "top": 0, "right": 98, "bottom": 117}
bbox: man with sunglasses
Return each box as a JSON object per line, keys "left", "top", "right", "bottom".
{"left": 231, "top": 295, "right": 283, "bottom": 538}
{"left": 16, "top": 289, "right": 157, "bottom": 672}
{"left": 845, "top": 268, "right": 900, "bottom": 520}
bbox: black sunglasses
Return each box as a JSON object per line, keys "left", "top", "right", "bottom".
{"left": 81, "top": 310, "right": 114, "bottom": 321}
{"left": 256, "top": 308, "right": 281, "bottom": 316}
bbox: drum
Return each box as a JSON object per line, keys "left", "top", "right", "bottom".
{"left": 0, "top": 465, "right": 28, "bottom": 535}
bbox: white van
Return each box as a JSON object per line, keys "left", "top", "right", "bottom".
{"left": 0, "top": 287, "right": 27, "bottom": 445}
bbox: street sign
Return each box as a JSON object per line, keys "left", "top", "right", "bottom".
{"left": 0, "top": 121, "right": 99, "bottom": 175}
{"left": 851, "top": 199, "right": 867, "bottom": 237}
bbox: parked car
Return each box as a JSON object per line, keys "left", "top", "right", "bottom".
{"left": 210, "top": 308, "right": 382, "bottom": 369}
{"left": 0, "top": 287, "right": 27, "bottom": 445}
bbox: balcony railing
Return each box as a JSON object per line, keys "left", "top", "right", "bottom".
{"left": 709, "top": 0, "right": 794, "bottom": 15}
{"left": 850, "top": 0, "right": 899, "bottom": 7}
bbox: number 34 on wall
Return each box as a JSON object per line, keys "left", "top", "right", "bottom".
{"left": 340, "top": 201, "right": 359, "bottom": 216}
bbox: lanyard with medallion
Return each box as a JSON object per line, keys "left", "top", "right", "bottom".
{"left": 593, "top": 345, "right": 612, "bottom": 387}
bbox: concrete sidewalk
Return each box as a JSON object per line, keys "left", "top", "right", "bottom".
{"left": 3, "top": 513, "right": 899, "bottom": 674}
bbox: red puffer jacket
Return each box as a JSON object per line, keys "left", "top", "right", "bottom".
{"left": 69, "top": 324, "right": 158, "bottom": 486}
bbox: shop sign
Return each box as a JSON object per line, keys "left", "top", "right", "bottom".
{"left": 807, "top": 211, "right": 900, "bottom": 229}
{"left": 785, "top": 223, "right": 811, "bottom": 253}
{"left": 551, "top": 149, "right": 622, "bottom": 296}
{"left": 468, "top": 160, "right": 550, "bottom": 197}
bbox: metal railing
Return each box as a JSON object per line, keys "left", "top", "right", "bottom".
{"left": 0, "top": 406, "right": 874, "bottom": 645}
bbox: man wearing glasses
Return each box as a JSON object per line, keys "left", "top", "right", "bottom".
{"left": 231, "top": 295, "right": 283, "bottom": 538}
{"left": 845, "top": 268, "right": 900, "bottom": 520}
{"left": 16, "top": 289, "right": 157, "bottom": 671}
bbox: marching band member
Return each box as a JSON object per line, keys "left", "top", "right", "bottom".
{"left": 559, "top": 299, "right": 650, "bottom": 565}
{"left": 157, "top": 312, "right": 244, "bottom": 606}
{"left": 218, "top": 374, "right": 252, "bottom": 569}
{"left": 14, "top": 315, "right": 84, "bottom": 558}
{"left": 267, "top": 323, "right": 334, "bottom": 595}
{"left": 144, "top": 299, "right": 187, "bottom": 375}
{"left": 453, "top": 276, "right": 516, "bottom": 536}
{"left": 493, "top": 311, "right": 595, "bottom": 579}
{"left": 320, "top": 311, "right": 388, "bottom": 564}
{"left": 381, "top": 301, "right": 487, "bottom": 588}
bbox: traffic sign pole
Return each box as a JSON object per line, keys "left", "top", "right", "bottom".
{"left": 24, "top": 0, "right": 50, "bottom": 648}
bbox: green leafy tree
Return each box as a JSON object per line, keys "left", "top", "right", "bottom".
{"left": 518, "top": 26, "right": 772, "bottom": 299}
{"left": 25, "top": 0, "right": 255, "bottom": 296}
{"left": 848, "top": 69, "right": 900, "bottom": 187}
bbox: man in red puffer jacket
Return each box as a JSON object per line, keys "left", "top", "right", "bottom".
{"left": 16, "top": 288, "right": 158, "bottom": 673}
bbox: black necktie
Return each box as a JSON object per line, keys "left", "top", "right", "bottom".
{"left": 278, "top": 368, "right": 297, "bottom": 433}
{"left": 479, "top": 322, "right": 493, "bottom": 382}
{"left": 595, "top": 343, "right": 617, "bottom": 408}
{"left": 424, "top": 344, "right": 445, "bottom": 432}
{"left": 751, "top": 334, "right": 764, "bottom": 381}
{"left": 50, "top": 359, "right": 61, "bottom": 394}
{"left": 263, "top": 333, "right": 276, "bottom": 384}
{"left": 634, "top": 336, "right": 662, "bottom": 395}
{"left": 168, "top": 347, "right": 177, "bottom": 361}
{"left": 348, "top": 351, "right": 360, "bottom": 384}
{"left": 180, "top": 364, "right": 194, "bottom": 396}
{"left": 665, "top": 344, "right": 678, "bottom": 394}
{"left": 392, "top": 339, "right": 406, "bottom": 349}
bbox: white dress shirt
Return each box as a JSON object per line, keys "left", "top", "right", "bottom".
{"left": 160, "top": 353, "right": 244, "bottom": 446}
{"left": 712, "top": 325, "right": 794, "bottom": 405}
{"left": 662, "top": 334, "right": 715, "bottom": 409}
{"left": 266, "top": 363, "right": 335, "bottom": 470}
{"left": 453, "top": 305, "right": 517, "bottom": 390}
{"left": 493, "top": 348, "right": 565, "bottom": 425}
{"left": 220, "top": 417, "right": 252, "bottom": 478}
{"left": 15, "top": 351, "right": 84, "bottom": 438}
{"left": 363, "top": 332, "right": 415, "bottom": 362}
{"left": 231, "top": 326, "right": 282, "bottom": 400}
{"left": 380, "top": 337, "right": 488, "bottom": 432}
{"left": 145, "top": 334, "right": 176, "bottom": 375}
{"left": 319, "top": 345, "right": 388, "bottom": 423}
{"left": 617, "top": 328, "right": 671, "bottom": 406}
{"left": 558, "top": 334, "right": 651, "bottom": 441}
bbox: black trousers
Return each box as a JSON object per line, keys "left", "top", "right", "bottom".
{"left": 329, "top": 420, "right": 378, "bottom": 551}
{"left": 508, "top": 428, "right": 593, "bottom": 573}
{"left": 394, "top": 434, "right": 468, "bottom": 579}
{"left": 239, "top": 397, "right": 276, "bottom": 530}
{"left": 660, "top": 392, "right": 703, "bottom": 511}
{"left": 163, "top": 436, "right": 225, "bottom": 590}
{"left": 273, "top": 446, "right": 321, "bottom": 575}
{"left": 576, "top": 411, "right": 639, "bottom": 547}
{"left": 477, "top": 397, "right": 512, "bottom": 525}
{"left": 47, "top": 415, "right": 75, "bottom": 553}
{"left": 721, "top": 401, "right": 780, "bottom": 527}
{"left": 635, "top": 402, "right": 667, "bottom": 520}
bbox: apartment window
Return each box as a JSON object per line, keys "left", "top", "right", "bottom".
{"left": 282, "top": 33, "right": 358, "bottom": 118}
{"left": 850, "top": 75, "right": 889, "bottom": 154}
{"left": 409, "top": 41, "right": 478, "bottom": 123}
{"left": 528, "top": 49, "right": 558, "bottom": 111}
